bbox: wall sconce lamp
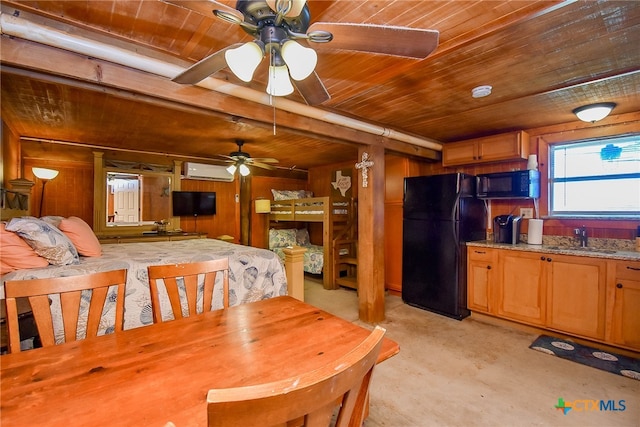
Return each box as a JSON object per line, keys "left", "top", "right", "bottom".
{"left": 255, "top": 199, "right": 271, "bottom": 214}
{"left": 572, "top": 102, "right": 616, "bottom": 123}
{"left": 32, "top": 167, "right": 59, "bottom": 217}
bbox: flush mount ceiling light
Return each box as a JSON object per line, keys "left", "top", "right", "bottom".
{"left": 572, "top": 102, "right": 617, "bottom": 123}
{"left": 471, "top": 85, "right": 492, "bottom": 98}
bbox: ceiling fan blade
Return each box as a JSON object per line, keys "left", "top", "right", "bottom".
{"left": 172, "top": 43, "right": 241, "bottom": 84}
{"left": 266, "top": 0, "right": 307, "bottom": 18}
{"left": 292, "top": 71, "right": 331, "bottom": 105}
{"left": 308, "top": 23, "right": 439, "bottom": 59}
{"left": 164, "top": 0, "right": 244, "bottom": 22}
{"left": 252, "top": 157, "right": 279, "bottom": 164}
{"left": 250, "top": 161, "right": 277, "bottom": 170}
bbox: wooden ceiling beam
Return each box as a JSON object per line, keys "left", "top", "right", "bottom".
{"left": 1, "top": 36, "right": 439, "bottom": 160}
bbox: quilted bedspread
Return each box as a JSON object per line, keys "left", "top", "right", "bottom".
{"left": 1, "top": 239, "right": 287, "bottom": 339}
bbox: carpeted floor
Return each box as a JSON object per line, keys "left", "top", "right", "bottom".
{"left": 304, "top": 277, "right": 640, "bottom": 426}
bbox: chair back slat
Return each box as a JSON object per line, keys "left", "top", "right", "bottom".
{"left": 147, "top": 258, "right": 230, "bottom": 323}
{"left": 206, "top": 326, "right": 386, "bottom": 427}
{"left": 25, "top": 295, "right": 56, "bottom": 347}
{"left": 60, "top": 291, "right": 82, "bottom": 341}
{"left": 4, "top": 269, "right": 127, "bottom": 353}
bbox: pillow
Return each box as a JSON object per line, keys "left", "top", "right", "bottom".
{"left": 271, "top": 189, "right": 313, "bottom": 201}
{"left": 0, "top": 223, "right": 50, "bottom": 274}
{"left": 40, "top": 216, "right": 64, "bottom": 228}
{"left": 296, "top": 228, "right": 310, "bottom": 246}
{"left": 5, "top": 217, "right": 79, "bottom": 266}
{"left": 268, "top": 228, "right": 297, "bottom": 249}
{"left": 58, "top": 216, "right": 102, "bottom": 257}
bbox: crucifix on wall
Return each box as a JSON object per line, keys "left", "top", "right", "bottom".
{"left": 355, "top": 152, "right": 374, "bottom": 188}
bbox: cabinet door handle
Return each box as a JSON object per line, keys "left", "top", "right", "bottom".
{"left": 546, "top": 257, "right": 552, "bottom": 262}
{"left": 626, "top": 266, "right": 640, "bottom": 271}
{"left": 475, "top": 251, "right": 486, "bottom": 254}
{"left": 487, "top": 265, "right": 492, "bottom": 270}
{"left": 617, "top": 283, "right": 623, "bottom": 289}
{"left": 540, "top": 256, "right": 546, "bottom": 261}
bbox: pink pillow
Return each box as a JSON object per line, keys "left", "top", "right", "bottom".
{"left": 0, "top": 223, "right": 50, "bottom": 274}
{"left": 58, "top": 216, "right": 102, "bottom": 257}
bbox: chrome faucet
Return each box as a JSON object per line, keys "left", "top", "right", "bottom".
{"left": 574, "top": 226, "right": 588, "bottom": 247}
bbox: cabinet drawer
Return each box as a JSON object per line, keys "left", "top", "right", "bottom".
{"left": 615, "top": 261, "right": 640, "bottom": 280}
{"left": 468, "top": 248, "right": 495, "bottom": 261}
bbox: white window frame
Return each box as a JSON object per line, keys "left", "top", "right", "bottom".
{"left": 548, "top": 134, "right": 640, "bottom": 218}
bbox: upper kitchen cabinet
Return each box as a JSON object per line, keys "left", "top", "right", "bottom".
{"left": 442, "top": 131, "right": 530, "bottom": 167}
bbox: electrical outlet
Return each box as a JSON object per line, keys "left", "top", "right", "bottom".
{"left": 520, "top": 208, "right": 534, "bottom": 219}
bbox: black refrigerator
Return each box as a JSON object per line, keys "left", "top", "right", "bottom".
{"left": 402, "top": 173, "right": 486, "bottom": 320}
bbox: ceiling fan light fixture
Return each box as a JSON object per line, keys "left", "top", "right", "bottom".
{"left": 226, "top": 164, "right": 237, "bottom": 175}
{"left": 225, "top": 41, "right": 264, "bottom": 82}
{"left": 239, "top": 164, "right": 251, "bottom": 176}
{"left": 266, "top": 65, "right": 294, "bottom": 96}
{"left": 572, "top": 102, "right": 616, "bottom": 123}
{"left": 281, "top": 40, "right": 317, "bottom": 81}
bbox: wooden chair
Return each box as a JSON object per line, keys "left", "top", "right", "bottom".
{"left": 206, "top": 325, "right": 386, "bottom": 427}
{"left": 147, "top": 258, "right": 230, "bottom": 323}
{"left": 4, "top": 269, "right": 127, "bottom": 354}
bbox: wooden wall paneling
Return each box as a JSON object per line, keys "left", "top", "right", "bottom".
{"left": 23, "top": 158, "right": 94, "bottom": 224}
{"left": 179, "top": 178, "right": 238, "bottom": 240}
{"left": 2, "top": 121, "right": 22, "bottom": 184}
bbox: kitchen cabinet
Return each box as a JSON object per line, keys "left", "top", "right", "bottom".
{"left": 546, "top": 254, "right": 606, "bottom": 339}
{"left": 467, "top": 247, "right": 497, "bottom": 313}
{"left": 497, "top": 250, "right": 546, "bottom": 325}
{"left": 607, "top": 260, "right": 640, "bottom": 350}
{"left": 442, "top": 131, "right": 529, "bottom": 167}
{"left": 467, "top": 245, "right": 635, "bottom": 352}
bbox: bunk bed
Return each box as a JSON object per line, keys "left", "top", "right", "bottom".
{"left": 268, "top": 192, "right": 357, "bottom": 290}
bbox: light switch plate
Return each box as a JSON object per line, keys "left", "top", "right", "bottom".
{"left": 520, "top": 208, "right": 534, "bottom": 219}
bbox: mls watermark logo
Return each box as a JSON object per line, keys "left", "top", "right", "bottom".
{"left": 555, "top": 397, "right": 626, "bottom": 415}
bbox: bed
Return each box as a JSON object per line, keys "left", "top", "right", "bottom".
{"left": 269, "top": 228, "right": 324, "bottom": 275}
{"left": 1, "top": 238, "right": 287, "bottom": 334}
{"left": 268, "top": 190, "right": 357, "bottom": 290}
{"left": 1, "top": 194, "right": 289, "bottom": 341}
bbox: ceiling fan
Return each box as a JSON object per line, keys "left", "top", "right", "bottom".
{"left": 220, "top": 139, "right": 279, "bottom": 176}
{"left": 170, "top": 0, "right": 439, "bottom": 105}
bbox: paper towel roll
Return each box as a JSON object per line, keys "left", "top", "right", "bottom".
{"left": 528, "top": 219, "right": 543, "bottom": 245}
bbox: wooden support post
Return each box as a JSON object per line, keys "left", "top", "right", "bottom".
{"left": 357, "top": 145, "right": 386, "bottom": 323}
{"left": 283, "top": 245, "right": 307, "bottom": 301}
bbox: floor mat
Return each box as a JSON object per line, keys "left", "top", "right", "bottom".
{"left": 529, "top": 335, "right": 640, "bottom": 381}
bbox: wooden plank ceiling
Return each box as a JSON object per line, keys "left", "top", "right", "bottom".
{"left": 1, "top": 0, "right": 639, "bottom": 171}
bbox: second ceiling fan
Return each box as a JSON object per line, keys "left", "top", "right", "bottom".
{"left": 220, "top": 139, "right": 279, "bottom": 176}
{"left": 170, "top": 0, "right": 439, "bottom": 105}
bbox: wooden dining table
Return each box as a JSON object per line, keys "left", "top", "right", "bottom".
{"left": 0, "top": 296, "right": 399, "bottom": 426}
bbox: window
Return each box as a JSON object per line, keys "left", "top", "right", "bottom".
{"left": 549, "top": 134, "right": 640, "bottom": 217}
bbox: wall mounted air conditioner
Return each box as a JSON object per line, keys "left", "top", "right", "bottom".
{"left": 183, "top": 162, "right": 234, "bottom": 182}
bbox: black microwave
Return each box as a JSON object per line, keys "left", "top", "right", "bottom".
{"left": 476, "top": 170, "right": 540, "bottom": 199}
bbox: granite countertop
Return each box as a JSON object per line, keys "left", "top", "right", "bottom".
{"left": 467, "top": 240, "right": 640, "bottom": 261}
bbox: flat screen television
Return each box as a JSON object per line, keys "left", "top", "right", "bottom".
{"left": 172, "top": 191, "right": 216, "bottom": 216}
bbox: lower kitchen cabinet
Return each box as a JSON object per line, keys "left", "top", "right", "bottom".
{"left": 467, "top": 248, "right": 496, "bottom": 313}
{"left": 497, "top": 250, "right": 546, "bottom": 326}
{"left": 607, "top": 260, "right": 640, "bottom": 350}
{"left": 467, "top": 246, "right": 637, "bottom": 352}
{"left": 546, "top": 254, "right": 606, "bottom": 339}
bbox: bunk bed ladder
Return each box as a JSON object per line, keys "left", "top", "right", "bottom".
{"left": 333, "top": 198, "right": 358, "bottom": 290}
